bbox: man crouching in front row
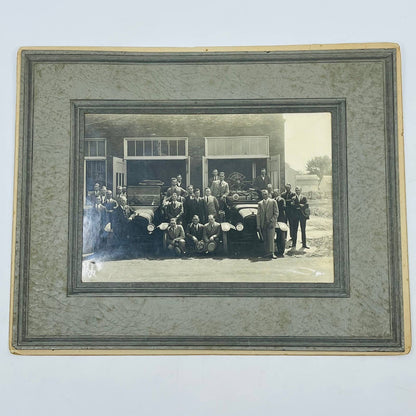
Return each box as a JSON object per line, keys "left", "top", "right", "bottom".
{"left": 166, "top": 217, "right": 186, "bottom": 256}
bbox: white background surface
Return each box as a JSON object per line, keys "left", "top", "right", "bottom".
{"left": 1, "top": 1, "right": 415, "bottom": 415}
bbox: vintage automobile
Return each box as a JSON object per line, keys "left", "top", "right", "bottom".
{"left": 123, "top": 180, "right": 165, "bottom": 254}
{"left": 220, "top": 188, "right": 262, "bottom": 255}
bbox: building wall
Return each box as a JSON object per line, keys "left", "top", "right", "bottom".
{"left": 85, "top": 113, "right": 285, "bottom": 190}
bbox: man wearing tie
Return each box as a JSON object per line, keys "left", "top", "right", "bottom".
{"left": 166, "top": 217, "right": 186, "bottom": 255}
{"left": 203, "top": 214, "right": 221, "bottom": 247}
{"left": 203, "top": 187, "right": 219, "bottom": 221}
{"left": 211, "top": 171, "right": 229, "bottom": 211}
{"left": 256, "top": 189, "right": 278, "bottom": 259}
{"left": 291, "top": 186, "right": 310, "bottom": 249}
{"left": 165, "top": 192, "right": 184, "bottom": 224}
{"left": 185, "top": 215, "right": 205, "bottom": 252}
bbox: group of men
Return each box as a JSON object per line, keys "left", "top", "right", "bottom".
{"left": 256, "top": 181, "right": 310, "bottom": 259}
{"left": 160, "top": 171, "right": 230, "bottom": 255}
{"left": 84, "top": 167, "right": 311, "bottom": 257}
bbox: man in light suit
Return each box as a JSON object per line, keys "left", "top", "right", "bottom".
{"left": 203, "top": 187, "right": 219, "bottom": 221}
{"left": 211, "top": 171, "right": 229, "bottom": 211}
{"left": 256, "top": 189, "right": 278, "bottom": 259}
{"left": 166, "top": 217, "right": 186, "bottom": 255}
{"left": 203, "top": 214, "right": 221, "bottom": 245}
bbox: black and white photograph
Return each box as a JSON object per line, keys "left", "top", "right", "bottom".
{"left": 82, "top": 112, "right": 334, "bottom": 283}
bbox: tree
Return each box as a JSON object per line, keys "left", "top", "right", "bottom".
{"left": 306, "top": 155, "right": 332, "bottom": 188}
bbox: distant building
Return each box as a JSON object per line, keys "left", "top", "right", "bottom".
{"left": 295, "top": 174, "right": 320, "bottom": 193}
{"left": 320, "top": 175, "right": 332, "bottom": 194}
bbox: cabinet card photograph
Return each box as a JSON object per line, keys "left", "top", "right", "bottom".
{"left": 11, "top": 45, "right": 409, "bottom": 354}
{"left": 82, "top": 111, "right": 334, "bottom": 284}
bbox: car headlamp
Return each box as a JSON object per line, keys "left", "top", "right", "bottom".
{"left": 236, "top": 222, "right": 244, "bottom": 232}
{"left": 221, "top": 222, "right": 231, "bottom": 232}
{"left": 147, "top": 223, "right": 155, "bottom": 233}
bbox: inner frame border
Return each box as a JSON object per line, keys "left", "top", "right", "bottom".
{"left": 69, "top": 99, "right": 349, "bottom": 298}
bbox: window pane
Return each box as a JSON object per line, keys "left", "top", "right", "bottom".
{"left": 84, "top": 141, "right": 89, "bottom": 156}
{"left": 144, "top": 140, "right": 152, "bottom": 156}
{"left": 153, "top": 140, "right": 160, "bottom": 156}
{"left": 178, "top": 140, "right": 185, "bottom": 156}
{"left": 97, "top": 140, "right": 105, "bottom": 156}
{"left": 89, "top": 141, "right": 97, "bottom": 156}
{"left": 170, "top": 140, "right": 178, "bottom": 156}
{"left": 136, "top": 140, "right": 144, "bottom": 156}
{"left": 127, "top": 141, "right": 135, "bottom": 156}
{"left": 161, "top": 140, "right": 168, "bottom": 156}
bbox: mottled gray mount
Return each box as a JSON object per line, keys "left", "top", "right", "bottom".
{"left": 13, "top": 48, "right": 404, "bottom": 351}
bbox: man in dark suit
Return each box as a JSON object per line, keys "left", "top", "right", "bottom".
{"left": 253, "top": 168, "right": 271, "bottom": 191}
{"left": 166, "top": 218, "right": 186, "bottom": 255}
{"left": 272, "top": 189, "right": 287, "bottom": 257}
{"left": 176, "top": 174, "right": 184, "bottom": 189}
{"left": 165, "top": 192, "right": 184, "bottom": 224}
{"left": 185, "top": 215, "right": 205, "bottom": 252}
{"left": 291, "top": 186, "right": 310, "bottom": 249}
{"left": 193, "top": 188, "right": 206, "bottom": 224}
{"left": 256, "top": 189, "right": 278, "bottom": 258}
{"left": 183, "top": 185, "right": 197, "bottom": 225}
{"left": 280, "top": 183, "right": 296, "bottom": 242}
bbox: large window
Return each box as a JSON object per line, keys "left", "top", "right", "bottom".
{"left": 124, "top": 137, "right": 188, "bottom": 159}
{"left": 85, "top": 138, "right": 106, "bottom": 158}
{"left": 205, "top": 136, "right": 269, "bottom": 158}
{"left": 84, "top": 139, "right": 107, "bottom": 193}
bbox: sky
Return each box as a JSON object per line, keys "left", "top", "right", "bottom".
{"left": 284, "top": 113, "right": 332, "bottom": 172}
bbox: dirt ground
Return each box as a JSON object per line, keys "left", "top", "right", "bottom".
{"left": 83, "top": 199, "right": 334, "bottom": 283}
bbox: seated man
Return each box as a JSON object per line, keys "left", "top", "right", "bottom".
{"left": 185, "top": 215, "right": 205, "bottom": 253}
{"left": 165, "top": 192, "right": 184, "bottom": 224}
{"left": 166, "top": 218, "right": 186, "bottom": 255}
{"left": 203, "top": 214, "right": 221, "bottom": 252}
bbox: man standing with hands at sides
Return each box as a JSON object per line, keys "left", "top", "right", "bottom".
{"left": 291, "top": 186, "right": 310, "bottom": 249}
{"left": 203, "top": 187, "right": 219, "bottom": 221}
{"left": 256, "top": 189, "right": 278, "bottom": 259}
